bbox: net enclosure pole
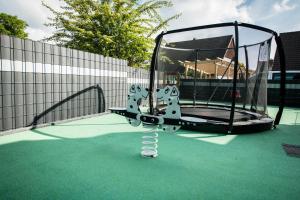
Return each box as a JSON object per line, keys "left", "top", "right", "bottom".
{"left": 274, "top": 34, "right": 286, "bottom": 126}
{"left": 243, "top": 46, "right": 249, "bottom": 109}
{"left": 228, "top": 21, "right": 239, "bottom": 133}
{"left": 193, "top": 50, "right": 198, "bottom": 106}
{"left": 149, "top": 32, "right": 164, "bottom": 115}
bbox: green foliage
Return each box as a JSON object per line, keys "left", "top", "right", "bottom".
{"left": 43, "top": 0, "right": 180, "bottom": 67}
{"left": 239, "top": 62, "right": 245, "bottom": 68}
{"left": 0, "top": 13, "right": 28, "bottom": 39}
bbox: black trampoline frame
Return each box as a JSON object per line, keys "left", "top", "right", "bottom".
{"left": 149, "top": 21, "right": 286, "bottom": 133}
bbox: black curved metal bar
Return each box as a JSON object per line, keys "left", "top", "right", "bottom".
{"left": 243, "top": 46, "right": 249, "bottom": 109}
{"left": 164, "top": 22, "right": 235, "bottom": 35}
{"left": 28, "top": 84, "right": 105, "bottom": 128}
{"left": 149, "top": 32, "right": 164, "bottom": 115}
{"left": 274, "top": 34, "right": 286, "bottom": 126}
{"left": 193, "top": 50, "right": 198, "bottom": 106}
{"left": 162, "top": 22, "right": 276, "bottom": 36}
{"left": 160, "top": 36, "right": 273, "bottom": 52}
{"left": 228, "top": 21, "right": 239, "bottom": 133}
{"left": 238, "top": 22, "right": 277, "bottom": 35}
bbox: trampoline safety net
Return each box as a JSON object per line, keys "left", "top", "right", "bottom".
{"left": 151, "top": 24, "right": 276, "bottom": 133}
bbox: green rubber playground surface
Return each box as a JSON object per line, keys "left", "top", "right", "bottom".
{"left": 0, "top": 107, "right": 300, "bottom": 200}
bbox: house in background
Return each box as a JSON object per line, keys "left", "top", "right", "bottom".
{"left": 177, "top": 35, "right": 236, "bottom": 79}
{"left": 158, "top": 35, "right": 238, "bottom": 85}
{"left": 271, "top": 31, "right": 300, "bottom": 80}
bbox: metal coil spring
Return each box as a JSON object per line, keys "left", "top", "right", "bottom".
{"left": 141, "top": 125, "right": 158, "bottom": 158}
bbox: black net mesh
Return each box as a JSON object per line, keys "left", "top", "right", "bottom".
{"left": 245, "top": 40, "right": 271, "bottom": 114}
{"left": 154, "top": 27, "right": 273, "bottom": 122}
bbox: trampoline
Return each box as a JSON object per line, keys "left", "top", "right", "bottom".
{"left": 179, "top": 106, "right": 255, "bottom": 122}
{"left": 148, "top": 21, "right": 286, "bottom": 134}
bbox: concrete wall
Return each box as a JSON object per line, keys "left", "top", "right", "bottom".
{"left": 0, "top": 35, "right": 149, "bottom": 132}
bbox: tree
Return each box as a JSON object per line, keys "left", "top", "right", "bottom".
{"left": 43, "top": 0, "right": 180, "bottom": 67}
{"left": 0, "top": 13, "right": 28, "bottom": 39}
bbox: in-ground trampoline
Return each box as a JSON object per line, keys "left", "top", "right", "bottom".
{"left": 148, "top": 21, "right": 286, "bottom": 134}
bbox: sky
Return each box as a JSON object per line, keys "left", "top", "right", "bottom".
{"left": 0, "top": 0, "right": 299, "bottom": 41}
{"left": 162, "top": 0, "right": 300, "bottom": 31}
